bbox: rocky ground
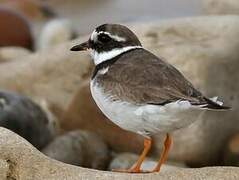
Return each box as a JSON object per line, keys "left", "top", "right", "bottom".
{"left": 1, "top": 127, "right": 239, "bottom": 180}
{"left": 0, "top": 0, "right": 239, "bottom": 180}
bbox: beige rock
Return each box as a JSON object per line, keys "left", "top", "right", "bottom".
{"left": 0, "top": 160, "right": 8, "bottom": 180}
{"left": 62, "top": 16, "right": 239, "bottom": 166}
{"left": 42, "top": 130, "right": 110, "bottom": 170}
{"left": 203, "top": 0, "right": 239, "bottom": 14}
{"left": 0, "top": 47, "right": 31, "bottom": 63}
{"left": 0, "top": 39, "right": 92, "bottom": 112}
{"left": 0, "top": 127, "right": 239, "bottom": 180}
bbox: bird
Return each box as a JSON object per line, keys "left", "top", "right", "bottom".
{"left": 70, "top": 24, "right": 230, "bottom": 173}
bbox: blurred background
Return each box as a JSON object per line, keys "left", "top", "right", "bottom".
{"left": 0, "top": 0, "right": 203, "bottom": 39}
{"left": 0, "top": 0, "right": 239, "bottom": 176}
{"left": 40, "top": 0, "right": 203, "bottom": 34}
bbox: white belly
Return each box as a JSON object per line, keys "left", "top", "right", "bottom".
{"left": 90, "top": 80, "right": 205, "bottom": 136}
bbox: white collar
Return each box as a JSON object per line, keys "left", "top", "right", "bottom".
{"left": 90, "top": 46, "right": 142, "bottom": 65}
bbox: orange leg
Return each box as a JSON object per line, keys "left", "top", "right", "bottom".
{"left": 152, "top": 133, "right": 172, "bottom": 172}
{"left": 112, "top": 137, "right": 152, "bottom": 173}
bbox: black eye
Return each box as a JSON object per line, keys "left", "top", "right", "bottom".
{"left": 98, "top": 34, "right": 111, "bottom": 43}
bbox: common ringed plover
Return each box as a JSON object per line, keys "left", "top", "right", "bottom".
{"left": 71, "top": 24, "right": 230, "bottom": 173}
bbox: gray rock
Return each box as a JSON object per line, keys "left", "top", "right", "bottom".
{"left": 42, "top": 130, "right": 110, "bottom": 170}
{"left": 0, "top": 127, "right": 239, "bottom": 180}
{"left": 0, "top": 90, "right": 57, "bottom": 149}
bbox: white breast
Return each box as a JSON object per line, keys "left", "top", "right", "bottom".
{"left": 90, "top": 80, "right": 205, "bottom": 137}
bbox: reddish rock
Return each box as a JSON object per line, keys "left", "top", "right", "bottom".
{"left": 1, "top": 0, "right": 55, "bottom": 20}
{"left": 0, "top": 8, "right": 33, "bottom": 50}
{"left": 223, "top": 134, "right": 239, "bottom": 166}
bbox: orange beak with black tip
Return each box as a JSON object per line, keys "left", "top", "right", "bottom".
{"left": 70, "top": 41, "right": 89, "bottom": 51}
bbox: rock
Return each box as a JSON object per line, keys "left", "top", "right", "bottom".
{"left": 42, "top": 130, "right": 110, "bottom": 170}
{"left": 223, "top": 134, "right": 239, "bottom": 166}
{"left": 37, "top": 19, "right": 77, "bottom": 50}
{"left": 0, "top": 160, "right": 8, "bottom": 180}
{"left": 1, "top": 0, "right": 56, "bottom": 20}
{"left": 203, "top": 0, "right": 239, "bottom": 15}
{"left": 0, "top": 38, "right": 92, "bottom": 113}
{"left": 62, "top": 16, "right": 239, "bottom": 167}
{"left": 0, "top": 8, "right": 34, "bottom": 50}
{"left": 0, "top": 127, "right": 239, "bottom": 180}
{"left": 0, "top": 47, "right": 31, "bottom": 63}
{"left": 109, "top": 153, "right": 187, "bottom": 172}
{"left": 0, "top": 90, "right": 57, "bottom": 149}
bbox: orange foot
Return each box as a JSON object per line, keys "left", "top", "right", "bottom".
{"left": 111, "top": 133, "right": 172, "bottom": 174}
{"left": 152, "top": 133, "right": 172, "bottom": 172}
{"left": 112, "top": 137, "right": 152, "bottom": 173}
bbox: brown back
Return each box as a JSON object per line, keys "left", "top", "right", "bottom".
{"left": 94, "top": 48, "right": 206, "bottom": 105}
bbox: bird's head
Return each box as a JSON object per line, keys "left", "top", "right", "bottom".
{"left": 70, "top": 24, "right": 142, "bottom": 65}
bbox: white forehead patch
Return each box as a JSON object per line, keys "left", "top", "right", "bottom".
{"left": 90, "top": 30, "right": 126, "bottom": 42}
{"left": 90, "top": 30, "right": 97, "bottom": 41}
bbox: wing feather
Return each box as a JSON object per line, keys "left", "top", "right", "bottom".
{"left": 96, "top": 49, "right": 207, "bottom": 106}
